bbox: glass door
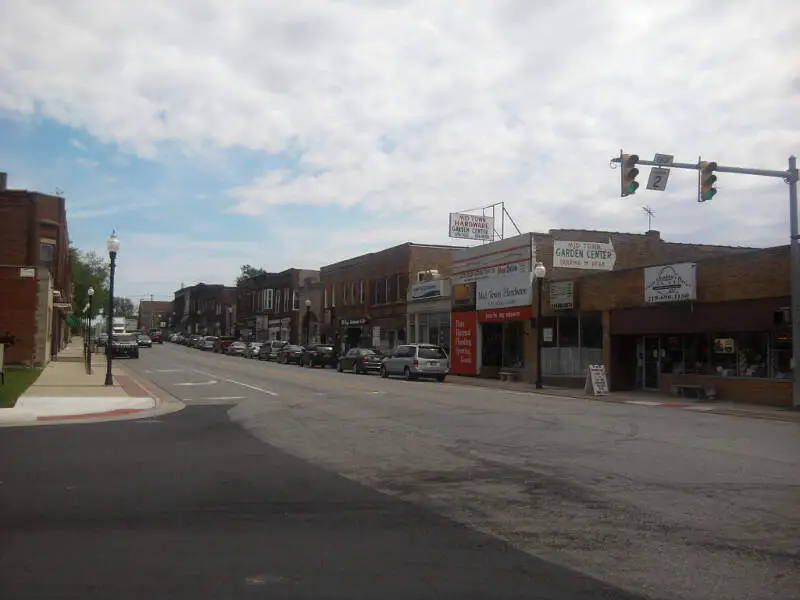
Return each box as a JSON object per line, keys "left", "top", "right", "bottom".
{"left": 643, "top": 336, "right": 661, "bottom": 390}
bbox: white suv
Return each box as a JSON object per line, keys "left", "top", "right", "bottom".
{"left": 380, "top": 344, "right": 449, "bottom": 381}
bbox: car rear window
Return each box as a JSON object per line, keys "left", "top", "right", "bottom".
{"left": 418, "top": 347, "right": 446, "bottom": 359}
{"left": 114, "top": 334, "right": 136, "bottom": 342}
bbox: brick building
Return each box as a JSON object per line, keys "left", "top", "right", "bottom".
{"left": 448, "top": 229, "right": 757, "bottom": 384}
{"left": 0, "top": 174, "right": 72, "bottom": 365}
{"left": 236, "top": 269, "right": 318, "bottom": 343}
{"left": 320, "top": 242, "right": 456, "bottom": 352}
{"left": 137, "top": 300, "right": 173, "bottom": 332}
{"left": 172, "top": 283, "right": 237, "bottom": 336}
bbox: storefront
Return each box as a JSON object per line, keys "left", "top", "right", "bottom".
{"left": 450, "top": 272, "right": 533, "bottom": 379}
{"left": 606, "top": 259, "right": 793, "bottom": 406}
{"left": 339, "top": 317, "right": 371, "bottom": 350}
{"left": 407, "top": 280, "right": 451, "bottom": 354}
{"left": 267, "top": 317, "right": 292, "bottom": 342}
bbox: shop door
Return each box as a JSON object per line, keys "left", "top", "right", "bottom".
{"left": 643, "top": 336, "right": 661, "bottom": 390}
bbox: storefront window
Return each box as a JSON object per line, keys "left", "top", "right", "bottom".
{"left": 559, "top": 317, "right": 579, "bottom": 347}
{"left": 771, "top": 333, "right": 793, "bottom": 379}
{"left": 502, "top": 321, "right": 525, "bottom": 369}
{"left": 580, "top": 313, "right": 602, "bottom": 348}
{"left": 737, "top": 332, "right": 769, "bottom": 377}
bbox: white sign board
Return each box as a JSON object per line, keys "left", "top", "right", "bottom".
{"left": 372, "top": 326, "right": 381, "bottom": 348}
{"left": 452, "top": 233, "right": 535, "bottom": 283}
{"left": 584, "top": 364, "right": 609, "bottom": 396}
{"left": 549, "top": 281, "right": 574, "bottom": 310}
{"left": 409, "top": 280, "right": 445, "bottom": 301}
{"left": 646, "top": 167, "right": 671, "bottom": 191}
{"left": 553, "top": 240, "right": 616, "bottom": 271}
{"left": 653, "top": 153, "right": 674, "bottom": 166}
{"left": 449, "top": 212, "right": 494, "bottom": 241}
{"left": 19, "top": 268, "right": 35, "bottom": 278}
{"left": 476, "top": 271, "right": 532, "bottom": 311}
{"left": 644, "top": 263, "right": 697, "bottom": 303}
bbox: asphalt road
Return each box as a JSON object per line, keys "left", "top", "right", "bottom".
{"left": 4, "top": 343, "right": 797, "bottom": 599}
{"left": 0, "top": 355, "right": 644, "bottom": 599}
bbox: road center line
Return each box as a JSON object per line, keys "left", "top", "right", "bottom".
{"left": 191, "top": 369, "right": 279, "bottom": 396}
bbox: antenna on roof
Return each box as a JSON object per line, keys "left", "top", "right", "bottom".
{"left": 642, "top": 205, "right": 655, "bottom": 232}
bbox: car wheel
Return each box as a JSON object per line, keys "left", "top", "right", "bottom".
{"left": 352, "top": 363, "right": 359, "bottom": 375}
{"left": 404, "top": 367, "right": 412, "bottom": 381}
{"left": 336, "top": 361, "right": 343, "bottom": 373}
{"left": 380, "top": 365, "right": 388, "bottom": 378}
{"left": 436, "top": 375, "right": 446, "bottom": 382}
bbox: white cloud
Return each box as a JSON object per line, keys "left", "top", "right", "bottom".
{"left": 70, "top": 138, "right": 87, "bottom": 151}
{"left": 1, "top": 0, "right": 798, "bottom": 296}
{"left": 75, "top": 157, "right": 98, "bottom": 168}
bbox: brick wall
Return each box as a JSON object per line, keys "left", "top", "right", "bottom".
{"left": 0, "top": 193, "right": 33, "bottom": 265}
{"left": 0, "top": 266, "right": 38, "bottom": 365}
{"left": 538, "top": 229, "right": 754, "bottom": 284}
{"left": 574, "top": 246, "right": 788, "bottom": 313}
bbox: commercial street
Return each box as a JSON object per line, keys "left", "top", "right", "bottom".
{"left": 109, "top": 343, "right": 800, "bottom": 600}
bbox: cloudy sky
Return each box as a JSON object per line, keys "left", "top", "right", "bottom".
{"left": 1, "top": 0, "right": 797, "bottom": 303}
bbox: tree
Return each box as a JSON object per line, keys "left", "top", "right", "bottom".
{"left": 114, "top": 297, "right": 136, "bottom": 318}
{"left": 70, "top": 247, "right": 109, "bottom": 330}
{"left": 236, "top": 264, "right": 267, "bottom": 286}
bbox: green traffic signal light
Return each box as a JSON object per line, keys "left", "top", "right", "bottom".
{"left": 702, "top": 187, "right": 717, "bottom": 201}
{"left": 626, "top": 180, "right": 639, "bottom": 194}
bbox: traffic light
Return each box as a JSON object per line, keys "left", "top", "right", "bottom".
{"left": 620, "top": 154, "right": 639, "bottom": 197}
{"left": 698, "top": 161, "right": 718, "bottom": 202}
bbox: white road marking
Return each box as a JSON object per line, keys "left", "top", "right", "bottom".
{"left": 186, "top": 396, "right": 246, "bottom": 401}
{"left": 145, "top": 369, "right": 184, "bottom": 373}
{"left": 626, "top": 400, "right": 663, "bottom": 407}
{"left": 191, "top": 369, "right": 279, "bottom": 396}
{"left": 174, "top": 380, "right": 218, "bottom": 386}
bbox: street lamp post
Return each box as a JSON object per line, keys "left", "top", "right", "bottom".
{"left": 534, "top": 261, "right": 547, "bottom": 390}
{"left": 87, "top": 286, "right": 94, "bottom": 372}
{"left": 104, "top": 231, "right": 120, "bottom": 386}
{"left": 304, "top": 298, "right": 312, "bottom": 345}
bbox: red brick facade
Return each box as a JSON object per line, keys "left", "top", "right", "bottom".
{"left": 0, "top": 266, "right": 38, "bottom": 364}
{"left": 0, "top": 187, "right": 72, "bottom": 364}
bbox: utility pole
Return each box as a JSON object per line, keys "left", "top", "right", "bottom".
{"left": 611, "top": 153, "right": 800, "bottom": 409}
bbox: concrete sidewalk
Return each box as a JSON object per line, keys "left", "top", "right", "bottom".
{"left": 446, "top": 375, "right": 800, "bottom": 423}
{"left": 0, "top": 346, "right": 161, "bottom": 426}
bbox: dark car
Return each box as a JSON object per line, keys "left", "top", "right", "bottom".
{"left": 337, "top": 347, "right": 384, "bottom": 374}
{"left": 277, "top": 344, "right": 305, "bottom": 365}
{"left": 109, "top": 333, "right": 140, "bottom": 359}
{"left": 136, "top": 334, "right": 153, "bottom": 348}
{"left": 301, "top": 344, "right": 337, "bottom": 368}
{"left": 149, "top": 330, "right": 163, "bottom": 343}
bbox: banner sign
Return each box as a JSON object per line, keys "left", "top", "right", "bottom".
{"left": 450, "top": 312, "right": 478, "bottom": 374}
{"left": 553, "top": 240, "right": 616, "bottom": 271}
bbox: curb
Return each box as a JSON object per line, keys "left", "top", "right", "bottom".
{"left": 444, "top": 377, "right": 800, "bottom": 424}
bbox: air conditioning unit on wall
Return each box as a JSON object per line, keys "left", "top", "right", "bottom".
{"left": 417, "top": 269, "right": 440, "bottom": 282}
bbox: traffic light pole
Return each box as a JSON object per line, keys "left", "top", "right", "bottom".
{"left": 611, "top": 154, "right": 799, "bottom": 409}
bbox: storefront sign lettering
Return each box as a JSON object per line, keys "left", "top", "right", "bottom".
{"left": 409, "top": 280, "right": 444, "bottom": 301}
{"left": 341, "top": 318, "right": 367, "bottom": 327}
{"left": 477, "top": 306, "right": 533, "bottom": 322}
{"left": 553, "top": 240, "right": 616, "bottom": 271}
{"left": 450, "top": 312, "right": 478, "bottom": 374}
{"left": 476, "top": 271, "right": 532, "bottom": 310}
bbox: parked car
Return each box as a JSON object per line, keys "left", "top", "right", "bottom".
{"left": 381, "top": 344, "right": 448, "bottom": 381}
{"left": 108, "top": 333, "right": 140, "bottom": 359}
{"left": 301, "top": 344, "right": 337, "bottom": 368}
{"left": 136, "top": 334, "right": 153, "bottom": 348}
{"left": 259, "top": 340, "right": 287, "bottom": 361}
{"left": 225, "top": 341, "right": 248, "bottom": 356}
{"left": 337, "top": 347, "right": 384, "bottom": 374}
{"left": 277, "top": 344, "right": 305, "bottom": 365}
{"left": 199, "top": 336, "right": 218, "bottom": 351}
{"left": 213, "top": 336, "right": 237, "bottom": 353}
{"left": 244, "top": 342, "right": 263, "bottom": 359}
{"left": 96, "top": 332, "right": 109, "bottom": 347}
{"left": 187, "top": 335, "right": 203, "bottom": 347}
{"left": 149, "top": 330, "right": 163, "bottom": 343}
